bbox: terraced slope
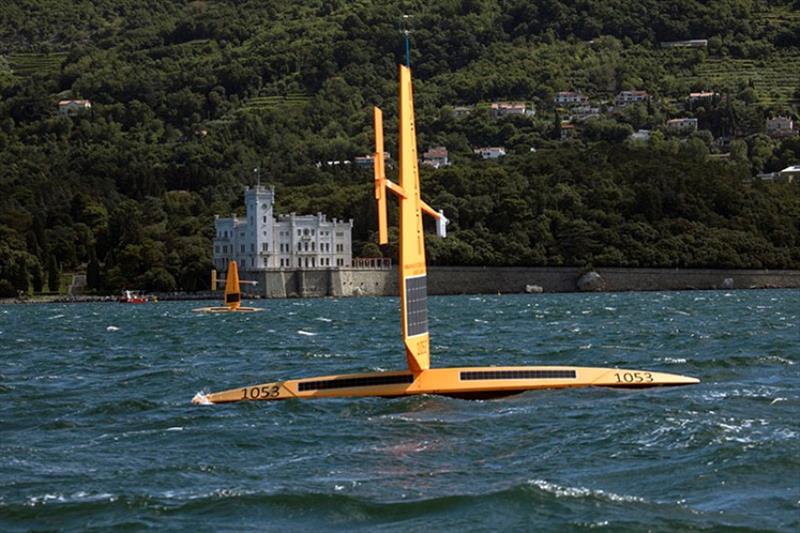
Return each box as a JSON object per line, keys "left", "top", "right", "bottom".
{"left": 7, "top": 52, "right": 67, "bottom": 77}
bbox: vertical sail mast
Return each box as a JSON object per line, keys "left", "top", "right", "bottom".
{"left": 397, "top": 64, "right": 430, "bottom": 372}
{"left": 373, "top": 66, "right": 448, "bottom": 373}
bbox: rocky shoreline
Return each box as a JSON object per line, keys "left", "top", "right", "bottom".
{"left": 2, "top": 266, "right": 799, "bottom": 304}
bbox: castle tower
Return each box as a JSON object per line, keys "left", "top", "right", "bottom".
{"left": 245, "top": 185, "right": 275, "bottom": 269}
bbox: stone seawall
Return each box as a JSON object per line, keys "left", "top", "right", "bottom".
{"left": 427, "top": 266, "right": 800, "bottom": 294}
{"left": 241, "top": 267, "right": 800, "bottom": 298}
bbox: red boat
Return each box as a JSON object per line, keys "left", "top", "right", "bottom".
{"left": 119, "top": 290, "right": 149, "bottom": 303}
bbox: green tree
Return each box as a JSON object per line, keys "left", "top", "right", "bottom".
{"left": 47, "top": 255, "right": 60, "bottom": 293}
{"left": 359, "top": 242, "right": 382, "bottom": 257}
{"left": 31, "top": 260, "right": 43, "bottom": 293}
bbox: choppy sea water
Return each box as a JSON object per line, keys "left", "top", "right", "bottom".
{"left": 0, "top": 290, "right": 798, "bottom": 531}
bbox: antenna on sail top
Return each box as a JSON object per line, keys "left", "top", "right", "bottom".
{"left": 254, "top": 167, "right": 261, "bottom": 188}
{"left": 400, "top": 14, "right": 413, "bottom": 67}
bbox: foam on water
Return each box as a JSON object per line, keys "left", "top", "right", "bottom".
{"left": 528, "top": 479, "right": 646, "bottom": 503}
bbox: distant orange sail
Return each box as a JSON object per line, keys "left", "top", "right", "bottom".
{"left": 193, "top": 260, "right": 261, "bottom": 313}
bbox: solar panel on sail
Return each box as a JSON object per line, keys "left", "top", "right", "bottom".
{"left": 405, "top": 275, "right": 428, "bottom": 337}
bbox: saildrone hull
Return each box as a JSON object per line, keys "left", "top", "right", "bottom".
{"left": 192, "top": 366, "right": 699, "bottom": 404}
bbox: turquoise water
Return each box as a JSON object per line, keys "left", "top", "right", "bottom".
{"left": 1, "top": 290, "right": 798, "bottom": 531}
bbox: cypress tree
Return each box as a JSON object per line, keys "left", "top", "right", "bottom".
{"left": 87, "top": 252, "right": 102, "bottom": 290}
{"left": 47, "top": 255, "right": 60, "bottom": 293}
{"left": 10, "top": 259, "right": 29, "bottom": 294}
{"left": 553, "top": 109, "right": 562, "bottom": 140}
{"left": 31, "top": 260, "right": 44, "bottom": 293}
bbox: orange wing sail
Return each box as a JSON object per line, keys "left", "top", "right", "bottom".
{"left": 224, "top": 260, "right": 242, "bottom": 311}
{"left": 374, "top": 108, "right": 388, "bottom": 245}
{"left": 397, "top": 64, "right": 429, "bottom": 372}
{"left": 373, "top": 65, "right": 448, "bottom": 373}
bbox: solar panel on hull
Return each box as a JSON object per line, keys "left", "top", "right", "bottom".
{"left": 405, "top": 275, "right": 428, "bottom": 337}
{"left": 461, "top": 370, "right": 577, "bottom": 380}
{"left": 298, "top": 374, "right": 414, "bottom": 391}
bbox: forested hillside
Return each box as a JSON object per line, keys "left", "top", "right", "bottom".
{"left": 1, "top": 0, "right": 799, "bottom": 295}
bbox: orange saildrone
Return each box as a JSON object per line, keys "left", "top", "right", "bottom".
{"left": 192, "top": 65, "right": 697, "bottom": 405}
{"left": 192, "top": 260, "right": 263, "bottom": 313}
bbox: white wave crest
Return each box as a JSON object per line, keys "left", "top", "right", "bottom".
{"left": 528, "top": 479, "right": 645, "bottom": 503}
{"left": 191, "top": 392, "right": 212, "bottom": 405}
{"left": 297, "top": 330, "right": 317, "bottom": 336}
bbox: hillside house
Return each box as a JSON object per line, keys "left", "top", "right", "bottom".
{"left": 615, "top": 91, "right": 650, "bottom": 107}
{"left": 354, "top": 152, "right": 391, "bottom": 169}
{"left": 629, "top": 129, "right": 652, "bottom": 142}
{"left": 58, "top": 99, "right": 91, "bottom": 116}
{"left": 766, "top": 117, "right": 796, "bottom": 138}
{"left": 554, "top": 91, "right": 589, "bottom": 107}
{"left": 421, "top": 146, "right": 450, "bottom": 168}
{"left": 489, "top": 101, "right": 534, "bottom": 118}
{"left": 666, "top": 118, "right": 698, "bottom": 133}
{"left": 688, "top": 92, "right": 718, "bottom": 107}
{"left": 778, "top": 165, "right": 800, "bottom": 182}
{"left": 474, "top": 147, "right": 506, "bottom": 159}
{"left": 560, "top": 122, "right": 578, "bottom": 141}
{"left": 452, "top": 105, "right": 474, "bottom": 118}
{"left": 569, "top": 105, "right": 601, "bottom": 122}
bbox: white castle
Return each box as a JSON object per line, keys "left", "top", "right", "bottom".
{"left": 213, "top": 185, "right": 353, "bottom": 272}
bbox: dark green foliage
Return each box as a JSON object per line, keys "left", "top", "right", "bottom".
{"left": 31, "top": 261, "right": 43, "bottom": 292}
{"left": 86, "top": 253, "right": 102, "bottom": 290}
{"left": 0, "top": 279, "right": 15, "bottom": 297}
{"left": 0, "top": 1, "right": 799, "bottom": 293}
{"left": 360, "top": 243, "right": 383, "bottom": 258}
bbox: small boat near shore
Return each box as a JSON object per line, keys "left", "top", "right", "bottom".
{"left": 119, "top": 290, "right": 154, "bottom": 304}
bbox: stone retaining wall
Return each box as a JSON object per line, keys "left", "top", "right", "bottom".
{"left": 241, "top": 267, "right": 800, "bottom": 298}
